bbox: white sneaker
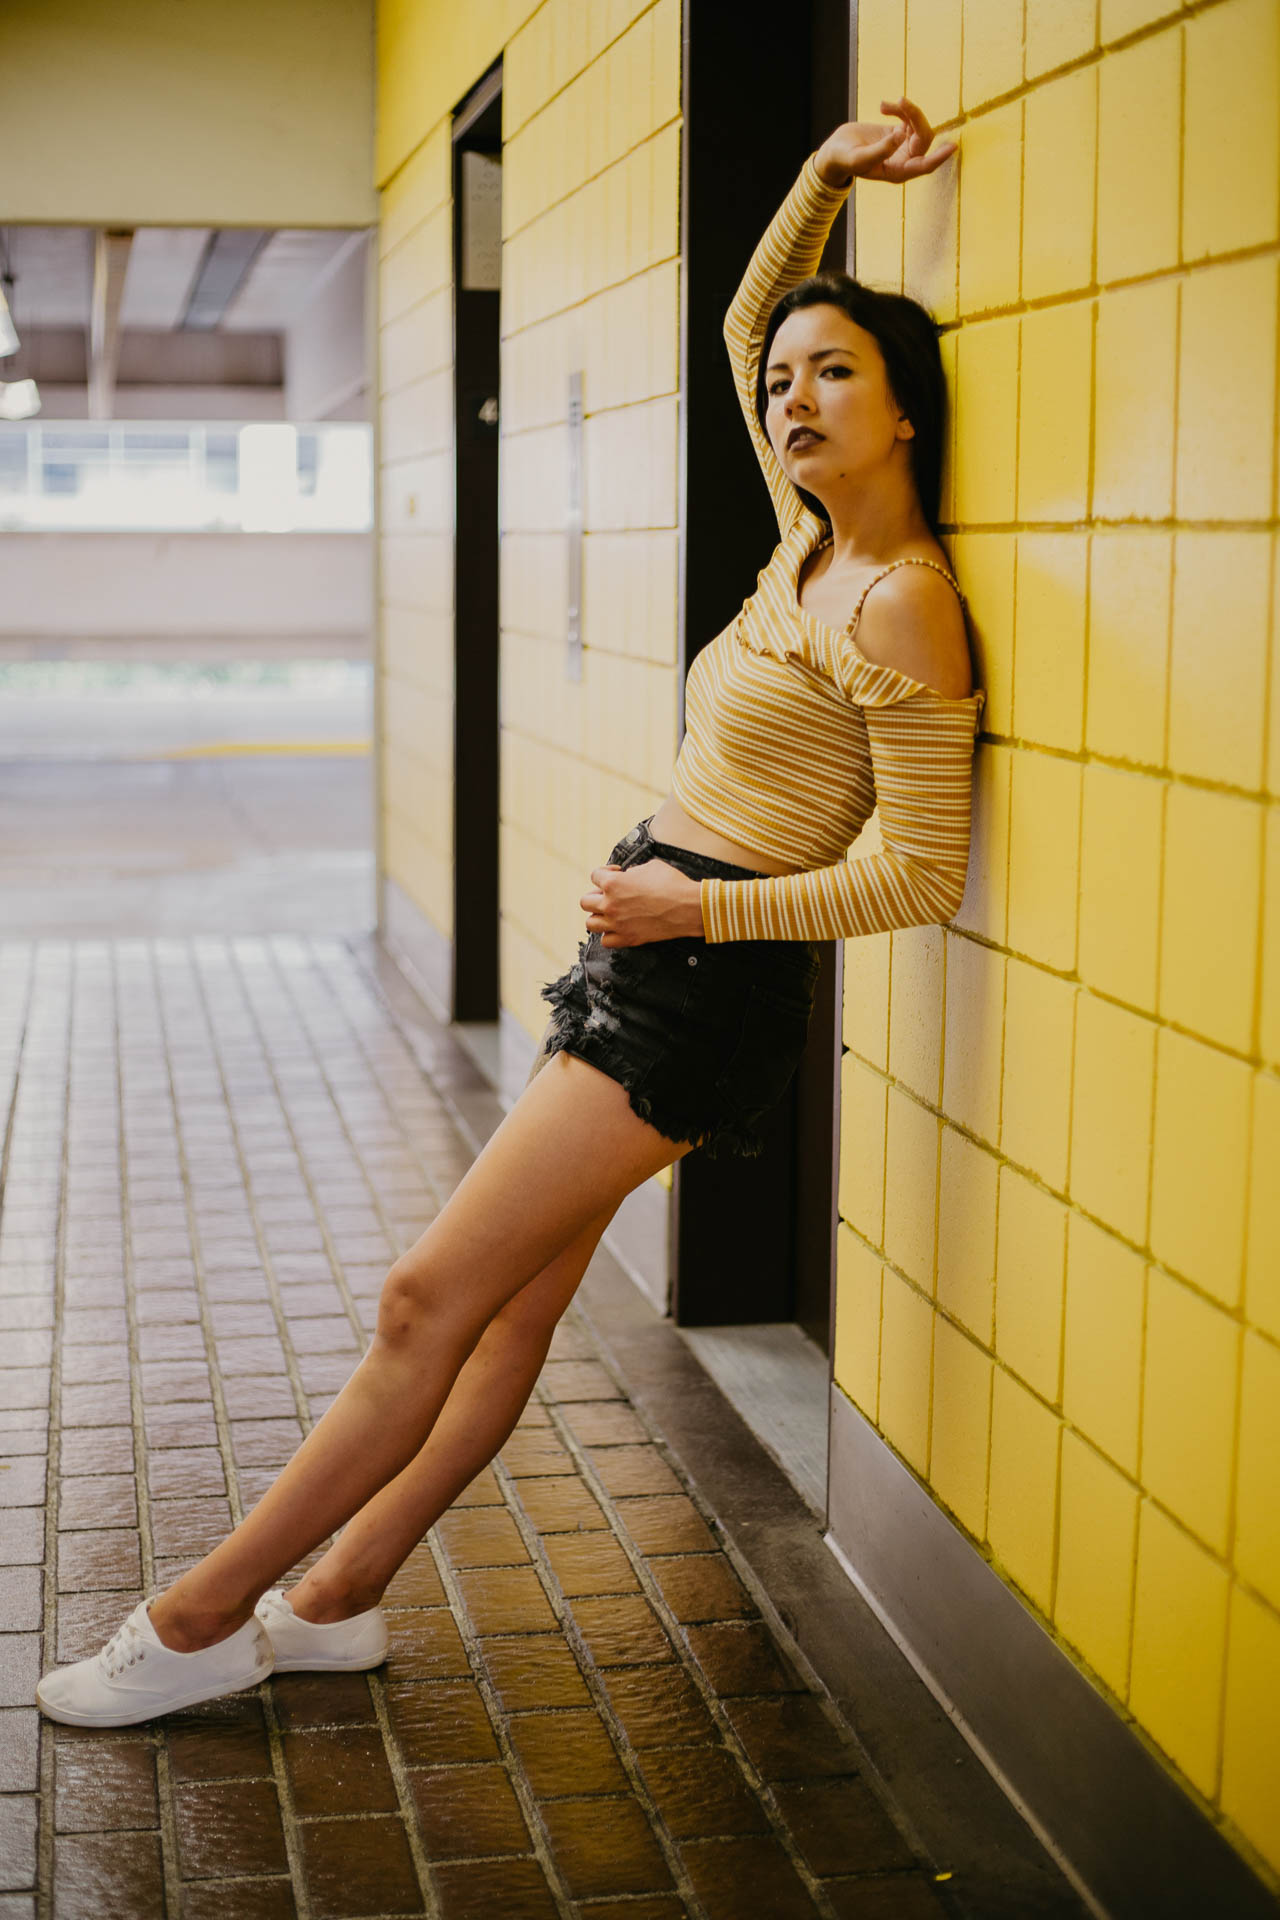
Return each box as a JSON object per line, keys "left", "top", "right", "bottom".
{"left": 36, "top": 1600, "right": 274, "bottom": 1728}
{"left": 255, "top": 1588, "right": 388, "bottom": 1672}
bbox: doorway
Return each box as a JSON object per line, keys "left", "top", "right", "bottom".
{"left": 450, "top": 65, "right": 502, "bottom": 1023}
{"left": 670, "top": 0, "right": 854, "bottom": 1514}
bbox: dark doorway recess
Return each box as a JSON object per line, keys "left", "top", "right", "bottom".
{"left": 451, "top": 63, "right": 503, "bottom": 1020}
{"left": 671, "top": 0, "right": 853, "bottom": 1347}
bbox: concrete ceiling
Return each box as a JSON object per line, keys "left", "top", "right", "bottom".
{"left": 1, "top": 225, "right": 360, "bottom": 335}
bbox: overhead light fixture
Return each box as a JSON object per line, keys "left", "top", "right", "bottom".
{"left": 0, "top": 379, "right": 40, "bottom": 420}
{"left": 0, "top": 281, "right": 17, "bottom": 357}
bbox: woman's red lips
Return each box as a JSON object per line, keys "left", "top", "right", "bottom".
{"left": 787, "top": 427, "right": 824, "bottom": 450}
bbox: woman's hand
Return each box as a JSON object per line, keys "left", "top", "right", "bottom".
{"left": 814, "top": 96, "right": 958, "bottom": 190}
{"left": 580, "top": 861, "right": 704, "bottom": 947}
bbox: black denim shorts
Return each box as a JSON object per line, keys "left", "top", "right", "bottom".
{"left": 536, "top": 818, "right": 820, "bottom": 1158}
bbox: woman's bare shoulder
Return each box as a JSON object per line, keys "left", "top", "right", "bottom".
{"left": 853, "top": 561, "right": 973, "bottom": 699}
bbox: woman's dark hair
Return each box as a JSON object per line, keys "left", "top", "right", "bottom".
{"left": 756, "top": 271, "right": 948, "bottom": 536}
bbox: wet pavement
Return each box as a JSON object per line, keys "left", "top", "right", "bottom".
{"left": 0, "top": 934, "right": 961, "bottom": 1920}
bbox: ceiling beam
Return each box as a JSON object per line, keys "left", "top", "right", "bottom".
{"left": 87, "top": 228, "right": 133, "bottom": 419}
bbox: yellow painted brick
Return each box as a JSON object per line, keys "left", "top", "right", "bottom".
{"left": 858, "top": 0, "right": 905, "bottom": 119}
{"left": 951, "top": 532, "right": 1014, "bottom": 735}
{"left": 1184, "top": 0, "right": 1280, "bottom": 261}
{"left": 1271, "top": 539, "right": 1280, "bottom": 806}
{"left": 1022, "top": 67, "right": 1096, "bottom": 301}
{"left": 961, "top": 0, "right": 1023, "bottom": 108}
{"left": 1070, "top": 993, "right": 1155, "bottom": 1245}
{"left": 942, "top": 933, "right": 1005, "bottom": 1147}
{"left": 937, "top": 1125, "right": 999, "bottom": 1343}
{"left": 930, "top": 1316, "right": 992, "bottom": 1539}
{"left": 1151, "top": 1027, "right": 1252, "bottom": 1308}
{"left": 1247, "top": 1072, "right": 1280, "bottom": 1341}
{"left": 1142, "top": 1267, "right": 1239, "bottom": 1556}
{"left": 839, "top": 1053, "right": 888, "bottom": 1248}
{"left": 1159, "top": 785, "right": 1262, "bottom": 1056}
{"left": 1129, "top": 1501, "right": 1230, "bottom": 1797}
{"left": 1168, "top": 531, "right": 1270, "bottom": 791}
{"left": 1101, "top": 0, "right": 1180, "bottom": 37}
{"left": 1025, "top": 0, "right": 1095, "bottom": 78}
{"left": 1017, "top": 300, "right": 1092, "bottom": 523}
{"left": 995, "top": 1165, "right": 1067, "bottom": 1402}
{"left": 650, "top": 124, "right": 680, "bottom": 264}
{"left": 956, "top": 99, "right": 1022, "bottom": 313}
{"left": 903, "top": 156, "right": 959, "bottom": 325}
{"left": 883, "top": 1087, "right": 940, "bottom": 1291}
{"left": 1086, "top": 532, "right": 1171, "bottom": 768}
{"left": 1220, "top": 1585, "right": 1280, "bottom": 1874}
{"left": 1078, "top": 763, "right": 1163, "bottom": 1014}
{"left": 1054, "top": 1430, "right": 1139, "bottom": 1701}
{"left": 954, "top": 315, "right": 1019, "bottom": 525}
{"left": 1093, "top": 278, "right": 1177, "bottom": 522}
{"left": 1000, "top": 961, "right": 1075, "bottom": 1190}
{"left": 843, "top": 930, "right": 891, "bottom": 1070}
{"left": 1177, "top": 258, "right": 1278, "bottom": 524}
{"left": 834, "top": 1225, "right": 883, "bottom": 1421}
{"left": 987, "top": 1367, "right": 1060, "bottom": 1615}
{"left": 1097, "top": 29, "right": 1181, "bottom": 282}
{"left": 1007, "top": 750, "right": 1081, "bottom": 972}
{"left": 878, "top": 1265, "right": 933, "bottom": 1476}
{"left": 1013, "top": 534, "right": 1087, "bottom": 752}
{"left": 1063, "top": 1213, "right": 1145, "bottom": 1476}
{"left": 652, "top": 0, "right": 679, "bottom": 125}
{"left": 1236, "top": 1329, "right": 1280, "bottom": 1612}
{"left": 954, "top": 742, "right": 1011, "bottom": 946}
{"left": 889, "top": 925, "right": 944, "bottom": 1104}
{"left": 907, "top": 0, "right": 962, "bottom": 120}
{"left": 853, "top": 177, "right": 904, "bottom": 292}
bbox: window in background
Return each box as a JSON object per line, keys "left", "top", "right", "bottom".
{"left": 0, "top": 422, "right": 372, "bottom": 532}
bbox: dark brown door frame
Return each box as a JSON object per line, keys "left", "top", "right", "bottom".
{"left": 670, "top": 0, "right": 853, "bottom": 1344}
{"left": 450, "top": 63, "right": 503, "bottom": 1020}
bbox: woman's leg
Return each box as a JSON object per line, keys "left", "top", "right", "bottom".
{"left": 148, "top": 1053, "right": 690, "bottom": 1651}
{"left": 284, "top": 1204, "right": 614, "bottom": 1623}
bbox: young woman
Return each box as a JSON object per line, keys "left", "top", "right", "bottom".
{"left": 37, "top": 95, "right": 979, "bottom": 1726}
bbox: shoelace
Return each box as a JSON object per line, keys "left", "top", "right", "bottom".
{"left": 98, "top": 1617, "right": 147, "bottom": 1680}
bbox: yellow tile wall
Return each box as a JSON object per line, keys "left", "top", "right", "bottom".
{"left": 377, "top": 0, "right": 683, "bottom": 1044}
{"left": 837, "top": 0, "right": 1280, "bottom": 1888}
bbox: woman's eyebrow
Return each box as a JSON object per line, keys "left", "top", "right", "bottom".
{"left": 765, "top": 346, "right": 860, "bottom": 374}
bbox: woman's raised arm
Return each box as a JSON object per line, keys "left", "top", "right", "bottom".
{"left": 723, "top": 100, "right": 958, "bottom": 539}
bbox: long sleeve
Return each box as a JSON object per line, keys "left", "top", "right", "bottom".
{"left": 725, "top": 153, "right": 851, "bottom": 540}
{"left": 699, "top": 692, "right": 983, "bottom": 942}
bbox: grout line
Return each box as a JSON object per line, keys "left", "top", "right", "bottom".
{"left": 117, "top": 943, "right": 183, "bottom": 1919}
{"left": 33, "top": 941, "right": 69, "bottom": 1920}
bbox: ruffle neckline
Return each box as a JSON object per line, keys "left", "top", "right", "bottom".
{"left": 734, "top": 514, "right": 986, "bottom": 713}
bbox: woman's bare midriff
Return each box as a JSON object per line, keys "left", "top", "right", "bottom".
{"left": 647, "top": 795, "right": 796, "bottom": 876}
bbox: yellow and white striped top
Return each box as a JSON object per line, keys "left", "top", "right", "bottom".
{"left": 670, "top": 155, "right": 985, "bottom": 944}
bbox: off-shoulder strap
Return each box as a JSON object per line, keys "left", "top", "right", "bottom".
{"left": 846, "top": 557, "right": 968, "bottom": 638}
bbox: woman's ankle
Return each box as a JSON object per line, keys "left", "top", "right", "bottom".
{"left": 286, "top": 1570, "right": 382, "bottom": 1625}
{"left": 147, "top": 1589, "right": 252, "bottom": 1654}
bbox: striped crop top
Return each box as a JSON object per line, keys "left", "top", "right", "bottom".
{"left": 669, "top": 154, "right": 985, "bottom": 944}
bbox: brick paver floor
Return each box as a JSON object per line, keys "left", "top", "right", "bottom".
{"left": 0, "top": 937, "right": 956, "bottom": 1919}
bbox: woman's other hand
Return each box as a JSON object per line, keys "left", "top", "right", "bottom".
{"left": 814, "top": 97, "right": 958, "bottom": 190}
{"left": 580, "top": 861, "right": 705, "bottom": 946}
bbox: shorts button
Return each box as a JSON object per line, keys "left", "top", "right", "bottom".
{"left": 687, "top": 955, "right": 698, "bottom": 966}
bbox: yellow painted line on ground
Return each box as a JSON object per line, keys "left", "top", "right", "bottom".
{"left": 125, "top": 739, "right": 372, "bottom": 760}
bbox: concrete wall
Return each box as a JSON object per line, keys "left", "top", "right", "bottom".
{"left": 0, "top": 0, "right": 375, "bottom": 227}
{"left": 286, "top": 236, "right": 374, "bottom": 423}
{"left": 0, "top": 535, "right": 372, "bottom": 645}
{"left": 833, "top": 0, "right": 1279, "bottom": 1893}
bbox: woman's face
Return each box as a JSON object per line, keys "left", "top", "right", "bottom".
{"left": 764, "top": 303, "right": 911, "bottom": 496}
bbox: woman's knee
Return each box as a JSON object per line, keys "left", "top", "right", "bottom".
{"left": 374, "top": 1255, "right": 455, "bottom": 1351}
